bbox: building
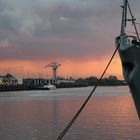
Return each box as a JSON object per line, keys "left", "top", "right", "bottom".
{"left": 0, "top": 73, "right": 18, "bottom": 85}
{"left": 57, "top": 79, "right": 75, "bottom": 84}
{"left": 0, "top": 76, "right": 3, "bottom": 85}
{"left": 23, "top": 78, "right": 55, "bottom": 87}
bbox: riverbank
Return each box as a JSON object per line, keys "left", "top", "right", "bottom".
{"left": 0, "top": 81, "right": 128, "bottom": 92}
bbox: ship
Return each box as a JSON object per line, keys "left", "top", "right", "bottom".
{"left": 40, "top": 83, "right": 56, "bottom": 90}
{"left": 115, "top": 0, "right": 140, "bottom": 119}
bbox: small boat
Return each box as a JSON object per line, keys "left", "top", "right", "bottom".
{"left": 34, "top": 84, "right": 56, "bottom": 90}
{"left": 115, "top": 0, "right": 140, "bottom": 119}
{"left": 42, "top": 84, "right": 56, "bottom": 90}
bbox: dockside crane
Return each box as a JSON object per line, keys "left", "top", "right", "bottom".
{"left": 45, "top": 62, "right": 61, "bottom": 83}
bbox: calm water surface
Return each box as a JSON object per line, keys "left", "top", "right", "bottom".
{"left": 0, "top": 86, "right": 140, "bottom": 140}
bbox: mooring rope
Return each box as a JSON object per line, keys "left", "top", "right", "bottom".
{"left": 56, "top": 46, "right": 119, "bottom": 140}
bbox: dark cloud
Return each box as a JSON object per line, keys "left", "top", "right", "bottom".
{"left": 0, "top": 0, "right": 139, "bottom": 61}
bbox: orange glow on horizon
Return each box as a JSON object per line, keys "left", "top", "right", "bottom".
{"left": 0, "top": 55, "right": 123, "bottom": 79}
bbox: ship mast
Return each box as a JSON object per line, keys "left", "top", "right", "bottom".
{"left": 120, "top": 0, "right": 128, "bottom": 46}
{"left": 120, "top": 0, "right": 127, "bottom": 36}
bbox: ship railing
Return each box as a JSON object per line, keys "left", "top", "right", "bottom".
{"left": 125, "top": 35, "right": 137, "bottom": 45}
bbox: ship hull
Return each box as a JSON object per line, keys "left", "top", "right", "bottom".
{"left": 116, "top": 38, "right": 140, "bottom": 119}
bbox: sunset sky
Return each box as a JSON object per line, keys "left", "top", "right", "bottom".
{"left": 0, "top": 0, "right": 140, "bottom": 79}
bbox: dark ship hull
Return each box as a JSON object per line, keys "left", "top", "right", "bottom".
{"left": 116, "top": 38, "right": 140, "bottom": 118}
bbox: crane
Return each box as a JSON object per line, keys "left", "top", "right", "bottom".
{"left": 45, "top": 62, "right": 61, "bottom": 83}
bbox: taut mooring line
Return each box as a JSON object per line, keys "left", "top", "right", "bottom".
{"left": 56, "top": 46, "right": 119, "bottom": 140}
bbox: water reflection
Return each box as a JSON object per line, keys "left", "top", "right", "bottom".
{"left": 0, "top": 86, "right": 139, "bottom": 140}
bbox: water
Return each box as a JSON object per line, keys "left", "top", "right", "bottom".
{"left": 0, "top": 86, "right": 140, "bottom": 140}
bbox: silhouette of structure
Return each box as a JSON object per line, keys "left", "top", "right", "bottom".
{"left": 45, "top": 62, "right": 61, "bottom": 83}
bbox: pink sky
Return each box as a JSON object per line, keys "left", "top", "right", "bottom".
{"left": 0, "top": 0, "right": 139, "bottom": 79}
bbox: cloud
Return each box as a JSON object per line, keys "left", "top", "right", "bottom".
{"left": 0, "top": 39, "right": 12, "bottom": 48}
{"left": 59, "top": 16, "right": 70, "bottom": 21}
{"left": 0, "top": 0, "right": 139, "bottom": 62}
